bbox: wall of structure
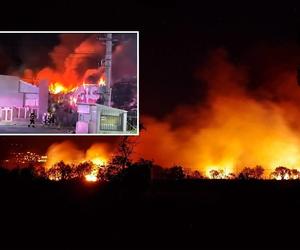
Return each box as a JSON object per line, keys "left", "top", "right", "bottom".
{"left": 0, "top": 75, "right": 25, "bottom": 107}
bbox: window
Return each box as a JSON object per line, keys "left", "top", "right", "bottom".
{"left": 100, "top": 115, "right": 122, "bottom": 131}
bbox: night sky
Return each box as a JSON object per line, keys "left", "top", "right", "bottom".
{"left": 0, "top": 1, "right": 299, "bottom": 153}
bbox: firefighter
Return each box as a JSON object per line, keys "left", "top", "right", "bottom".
{"left": 28, "top": 112, "right": 36, "bottom": 128}
{"left": 48, "top": 112, "right": 54, "bottom": 126}
{"left": 42, "top": 113, "right": 48, "bottom": 126}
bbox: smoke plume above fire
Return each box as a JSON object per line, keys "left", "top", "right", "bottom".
{"left": 134, "top": 45, "right": 300, "bottom": 176}
{"left": 45, "top": 141, "right": 110, "bottom": 169}
{"left": 19, "top": 33, "right": 137, "bottom": 92}
{"left": 43, "top": 44, "right": 300, "bottom": 178}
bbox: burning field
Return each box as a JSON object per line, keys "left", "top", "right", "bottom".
{"left": 132, "top": 46, "right": 300, "bottom": 178}
{"left": 40, "top": 141, "right": 110, "bottom": 182}
{"left": 19, "top": 43, "right": 299, "bottom": 180}
{"left": 3, "top": 40, "right": 300, "bottom": 180}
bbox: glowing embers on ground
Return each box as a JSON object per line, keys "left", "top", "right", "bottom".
{"left": 49, "top": 82, "right": 68, "bottom": 94}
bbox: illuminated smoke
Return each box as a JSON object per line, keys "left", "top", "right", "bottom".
{"left": 17, "top": 33, "right": 137, "bottom": 92}
{"left": 45, "top": 141, "right": 110, "bottom": 169}
{"left": 34, "top": 34, "right": 105, "bottom": 90}
{"left": 134, "top": 46, "right": 300, "bottom": 177}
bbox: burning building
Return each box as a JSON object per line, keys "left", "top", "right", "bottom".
{"left": 74, "top": 80, "right": 128, "bottom": 134}
{"left": 0, "top": 32, "right": 137, "bottom": 134}
{"left": 0, "top": 75, "right": 48, "bottom": 123}
{"left": 75, "top": 33, "right": 130, "bottom": 134}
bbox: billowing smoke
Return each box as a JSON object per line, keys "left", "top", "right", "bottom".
{"left": 12, "top": 33, "right": 138, "bottom": 91}
{"left": 45, "top": 141, "right": 111, "bottom": 169}
{"left": 35, "top": 34, "right": 105, "bottom": 90}
{"left": 133, "top": 45, "right": 300, "bottom": 176}
{"left": 112, "top": 36, "right": 137, "bottom": 82}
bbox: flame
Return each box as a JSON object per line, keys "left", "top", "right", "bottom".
{"left": 22, "top": 34, "right": 136, "bottom": 93}
{"left": 91, "top": 157, "right": 107, "bottom": 166}
{"left": 85, "top": 174, "right": 97, "bottom": 182}
{"left": 49, "top": 82, "right": 68, "bottom": 94}
{"left": 98, "top": 77, "right": 105, "bottom": 86}
{"left": 83, "top": 155, "right": 107, "bottom": 182}
{"left": 84, "top": 157, "right": 107, "bottom": 182}
{"left": 206, "top": 165, "right": 234, "bottom": 179}
{"left": 133, "top": 47, "right": 300, "bottom": 178}
{"left": 45, "top": 141, "right": 110, "bottom": 182}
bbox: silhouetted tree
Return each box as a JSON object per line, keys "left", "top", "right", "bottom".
{"left": 47, "top": 161, "right": 73, "bottom": 181}
{"left": 228, "top": 173, "right": 236, "bottom": 179}
{"left": 59, "top": 162, "right": 73, "bottom": 180}
{"left": 121, "top": 158, "right": 153, "bottom": 190}
{"left": 187, "top": 170, "right": 203, "bottom": 179}
{"left": 239, "top": 166, "right": 264, "bottom": 180}
{"left": 253, "top": 165, "right": 264, "bottom": 179}
{"left": 34, "top": 165, "right": 47, "bottom": 179}
{"left": 291, "top": 169, "right": 300, "bottom": 179}
{"left": 101, "top": 164, "right": 123, "bottom": 182}
{"left": 74, "top": 162, "right": 93, "bottom": 179}
{"left": 115, "top": 137, "right": 135, "bottom": 169}
{"left": 150, "top": 165, "right": 166, "bottom": 180}
{"left": 238, "top": 167, "right": 252, "bottom": 179}
{"left": 270, "top": 166, "right": 291, "bottom": 180}
{"left": 209, "top": 169, "right": 222, "bottom": 179}
{"left": 19, "top": 165, "right": 35, "bottom": 180}
{"left": 166, "top": 166, "right": 185, "bottom": 180}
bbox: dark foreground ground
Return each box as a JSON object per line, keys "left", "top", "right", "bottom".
{"left": 0, "top": 178, "right": 299, "bottom": 249}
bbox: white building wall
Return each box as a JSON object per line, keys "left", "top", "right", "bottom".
{"left": 0, "top": 75, "right": 25, "bottom": 107}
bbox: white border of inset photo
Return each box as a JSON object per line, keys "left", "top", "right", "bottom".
{"left": 0, "top": 31, "right": 139, "bottom": 136}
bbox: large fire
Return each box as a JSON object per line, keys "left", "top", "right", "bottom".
{"left": 133, "top": 47, "right": 300, "bottom": 178}
{"left": 33, "top": 44, "right": 300, "bottom": 181}
{"left": 49, "top": 82, "right": 68, "bottom": 94}
{"left": 22, "top": 33, "right": 136, "bottom": 95}
{"left": 86, "top": 156, "right": 108, "bottom": 182}
{"left": 45, "top": 141, "right": 109, "bottom": 182}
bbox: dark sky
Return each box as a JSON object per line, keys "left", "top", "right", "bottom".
{"left": 0, "top": 1, "right": 299, "bottom": 153}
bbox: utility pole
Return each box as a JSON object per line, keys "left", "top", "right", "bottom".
{"left": 104, "top": 33, "right": 112, "bottom": 106}
{"left": 97, "top": 33, "right": 117, "bottom": 107}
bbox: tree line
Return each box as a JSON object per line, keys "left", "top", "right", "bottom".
{"left": 1, "top": 137, "right": 300, "bottom": 182}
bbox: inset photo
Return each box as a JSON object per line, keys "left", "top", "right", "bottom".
{"left": 0, "top": 31, "right": 138, "bottom": 135}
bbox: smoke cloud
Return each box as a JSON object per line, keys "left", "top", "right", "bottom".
{"left": 45, "top": 141, "right": 111, "bottom": 169}
{"left": 133, "top": 45, "right": 300, "bottom": 176}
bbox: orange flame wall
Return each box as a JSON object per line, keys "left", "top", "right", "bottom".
{"left": 23, "top": 34, "right": 105, "bottom": 91}
{"left": 134, "top": 46, "right": 300, "bottom": 176}
{"left": 45, "top": 141, "right": 110, "bottom": 169}
{"left": 21, "top": 33, "right": 135, "bottom": 92}
{"left": 44, "top": 45, "right": 300, "bottom": 178}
